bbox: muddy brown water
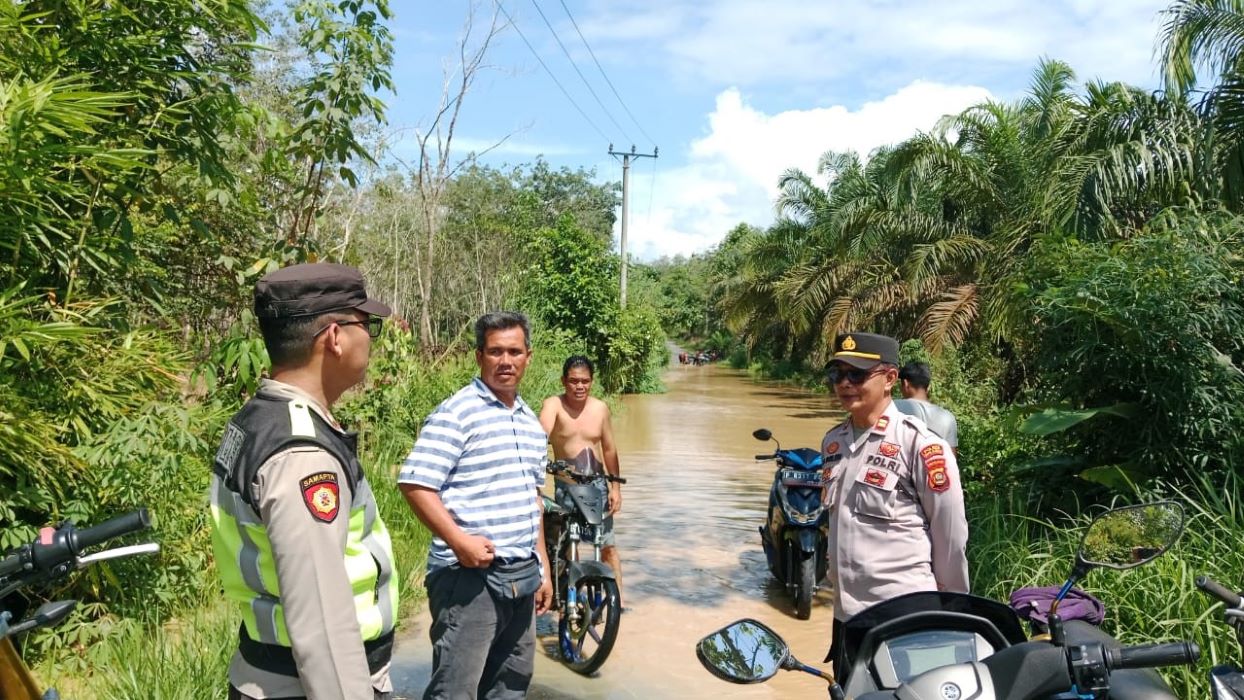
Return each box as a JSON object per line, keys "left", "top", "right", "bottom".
{"left": 390, "top": 363, "right": 845, "bottom": 699}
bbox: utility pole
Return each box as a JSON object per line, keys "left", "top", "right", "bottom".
{"left": 609, "top": 144, "right": 658, "bottom": 308}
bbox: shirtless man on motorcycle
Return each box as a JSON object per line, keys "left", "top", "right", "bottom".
{"left": 540, "top": 355, "right": 625, "bottom": 605}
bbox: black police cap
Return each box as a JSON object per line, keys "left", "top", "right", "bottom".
{"left": 254, "top": 263, "right": 391, "bottom": 320}
{"left": 828, "top": 332, "right": 900, "bottom": 369}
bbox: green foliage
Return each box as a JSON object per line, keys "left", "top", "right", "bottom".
{"left": 519, "top": 215, "right": 667, "bottom": 393}
{"left": 1018, "top": 210, "right": 1244, "bottom": 483}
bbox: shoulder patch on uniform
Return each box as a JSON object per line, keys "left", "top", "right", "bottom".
{"left": 215, "top": 423, "right": 246, "bottom": 473}
{"left": 825, "top": 441, "right": 840, "bottom": 455}
{"left": 920, "top": 444, "right": 944, "bottom": 459}
{"left": 301, "top": 471, "right": 340, "bottom": 522}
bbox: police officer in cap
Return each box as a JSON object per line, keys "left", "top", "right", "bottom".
{"left": 210, "top": 263, "right": 400, "bottom": 700}
{"left": 820, "top": 332, "right": 968, "bottom": 679}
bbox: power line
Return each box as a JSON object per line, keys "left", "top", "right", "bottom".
{"left": 496, "top": 1, "right": 612, "bottom": 144}
{"left": 558, "top": 0, "right": 657, "bottom": 148}
{"left": 528, "top": 0, "right": 632, "bottom": 144}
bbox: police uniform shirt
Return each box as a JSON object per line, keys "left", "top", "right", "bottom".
{"left": 822, "top": 400, "right": 969, "bottom": 620}
{"left": 226, "top": 379, "right": 392, "bottom": 700}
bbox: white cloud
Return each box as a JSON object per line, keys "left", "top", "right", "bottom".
{"left": 582, "top": 0, "right": 1167, "bottom": 90}
{"left": 621, "top": 80, "right": 992, "bottom": 260}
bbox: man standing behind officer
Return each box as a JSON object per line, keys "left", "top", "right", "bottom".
{"left": 210, "top": 263, "right": 399, "bottom": 700}
{"left": 399, "top": 312, "right": 553, "bottom": 700}
{"left": 820, "top": 333, "right": 968, "bottom": 678}
{"left": 894, "top": 361, "right": 959, "bottom": 452}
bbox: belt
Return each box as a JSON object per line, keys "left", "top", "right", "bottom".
{"left": 494, "top": 555, "right": 535, "bottom": 565}
{"left": 238, "top": 626, "right": 394, "bottom": 677}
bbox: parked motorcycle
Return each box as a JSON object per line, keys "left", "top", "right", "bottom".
{"left": 542, "top": 460, "right": 626, "bottom": 675}
{"left": 752, "top": 427, "right": 827, "bottom": 620}
{"left": 697, "top": 501, "right": 1198, "bottom": 699}
{"left": 1, "top": 508, "right": 158, "bottom": 700}
{"left": 1195, "top": 574, "right": 1244, "bottom": 699}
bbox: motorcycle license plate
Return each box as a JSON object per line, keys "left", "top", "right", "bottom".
{"left": 780, "top": 468, "right": 822, "bottom": 486}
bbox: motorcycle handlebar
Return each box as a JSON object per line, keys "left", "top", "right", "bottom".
{"left": 76, "top": 509, "right": 152, "bottom": 551}
{"left": 754, "top": 454, "right": 773, "bottom": 460}
{"left": 1197, "top": 575, "right": 1244, "bottom": 608}
{"left": 1108, "top": 642, "right": 1200, "bottom": 670}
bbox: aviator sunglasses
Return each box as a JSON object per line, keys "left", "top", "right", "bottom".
{"left": 825, "top": 364, "right": 884, "bottom": 385}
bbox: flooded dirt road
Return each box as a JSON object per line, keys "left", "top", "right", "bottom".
{"left": 391, "top": 363, "right": 844, "bottom": 699}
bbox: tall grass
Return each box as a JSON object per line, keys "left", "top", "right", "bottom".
{"left": 968, "top": 474, "right": 1244, "bottom": 699}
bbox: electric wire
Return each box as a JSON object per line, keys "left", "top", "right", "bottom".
{"left": 496, "top": 0, "right": 612, "bottom": 144}
{"left": 528, "top": 0, "right": 632, "bottom": 144}
{"left": 557, "top": 0, "right": 657, "bottom": 148}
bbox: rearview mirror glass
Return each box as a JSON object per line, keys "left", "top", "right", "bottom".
{"left": 752, "top": 429, "right": 772, "bottom": 442}
{"left": 696, "top": 618, "right": 788, "bottom": 684}
{"left": 1078, "top": 501, "right": 1184, "bottom": 570}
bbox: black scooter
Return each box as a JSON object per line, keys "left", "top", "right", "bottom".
{"left": 752, "top": 428, "right": 827, "bottom": 620}
{"left": 698, "top": 502, "right": 1198, "bottom": 699}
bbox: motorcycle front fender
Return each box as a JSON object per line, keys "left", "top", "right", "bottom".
{"left": 567, "top": 559, "right": 615, "bottom": 588}
{"left": 787, "top": 526, "right": 820, "bottom": 554}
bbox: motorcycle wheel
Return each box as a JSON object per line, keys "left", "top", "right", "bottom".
{"left": 558, "top": 576, "right": 621, "bottom": 675}
{"left": 795, "top": 554, "right": 815, "bottom": 620}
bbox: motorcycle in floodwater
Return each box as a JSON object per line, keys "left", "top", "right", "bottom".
{"left": 752, "top": 427, "right": 827, "bottom": 620}
{"left": 541, "top": 459, "right": 627, "bottom": 675}
{"left": 1, "top": 509, "right": 158, "bottom": 700}
{"left": 1195, "top": 574, "right": 1244, "bottom": 699}
{"left": 697, "top": 501, "right": 1199, "bottom": 699}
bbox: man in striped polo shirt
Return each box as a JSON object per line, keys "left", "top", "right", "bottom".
{"left": 399, "top": 311, "right": 553, "bottom": 700}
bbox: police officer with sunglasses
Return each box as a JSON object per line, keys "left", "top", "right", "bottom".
{"left": 820, "top": 332, "right": 968, "bottom": 679}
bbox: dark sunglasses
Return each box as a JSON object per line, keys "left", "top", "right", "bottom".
{"left": 316, "top": 317, "right": 384, "bottom": 339}
{"left": 826, "top": 365, "right": 883, "bottom": 385}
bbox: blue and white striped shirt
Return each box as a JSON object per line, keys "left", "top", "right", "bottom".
{"left": 398, "top": 377, "right": 547, "bottom": 572}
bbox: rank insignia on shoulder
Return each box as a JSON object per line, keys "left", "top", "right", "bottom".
{"left": 879, "top": 442, "right": 900, "bottom": 458}
{"left": 874, "top": 416, "right": 890, "bottom": 431}
{"left": 301, "top": 471, "right": 340, "bottom": 523}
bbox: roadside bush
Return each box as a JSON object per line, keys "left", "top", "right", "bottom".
{"left": 1018, "top": 211, "right": 1244, "bottom": 485}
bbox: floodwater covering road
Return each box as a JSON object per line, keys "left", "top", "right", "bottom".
{"left": 391, "top": 362, "right": 845, "bottom": 699}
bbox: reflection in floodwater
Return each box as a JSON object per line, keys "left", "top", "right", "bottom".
{"left": 390, "top": 363, "right": 844, "bottom": 699}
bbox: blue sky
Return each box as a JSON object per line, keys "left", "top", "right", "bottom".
{"left": 385, "top": 0, "right": 1171, "bottom": 260}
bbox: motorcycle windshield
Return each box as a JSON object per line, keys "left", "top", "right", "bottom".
{"left": 841, "top": 591, "right": 1027, "bottom": 666}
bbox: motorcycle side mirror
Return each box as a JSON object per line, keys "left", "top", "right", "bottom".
{"left": 1077, "top": 501, "right": 1185, "bottom": 571}
{"left": 752, "top": 429, "right": 773, "bottom": 442}
{"left": 696, "top": 618, "right": 790, "bottom": 683}
{"left": 5, "top": 599, "right": 77, "bottom": 637}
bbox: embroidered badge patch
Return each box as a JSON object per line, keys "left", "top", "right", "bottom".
{"left": 923, "top": 451, "right": 950, "bottom": 492}
{"left": 920, "top": 444, "right": 944, "bottom": 459}
{"left": 879, "top": 442, "right": 900, "bottom": 458}
{"left": 301, "top": 471, "right": 340, "bottom": 523}
{"left": 825, "top": 441, "right": 840, "bottom": 455}
{"left": 864, "top": 468, "right": 888, "bottom": 487}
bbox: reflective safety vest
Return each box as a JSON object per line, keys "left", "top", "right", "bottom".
{"left": 209, "top": 388, "right": 398, "bottom": 670}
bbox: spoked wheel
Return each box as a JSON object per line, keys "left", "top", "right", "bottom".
{"left": 558, "top": 576, "right": 621, "bottom": 675}
{"left": 795, "top": 553, "right": 815, "bottom": 620}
